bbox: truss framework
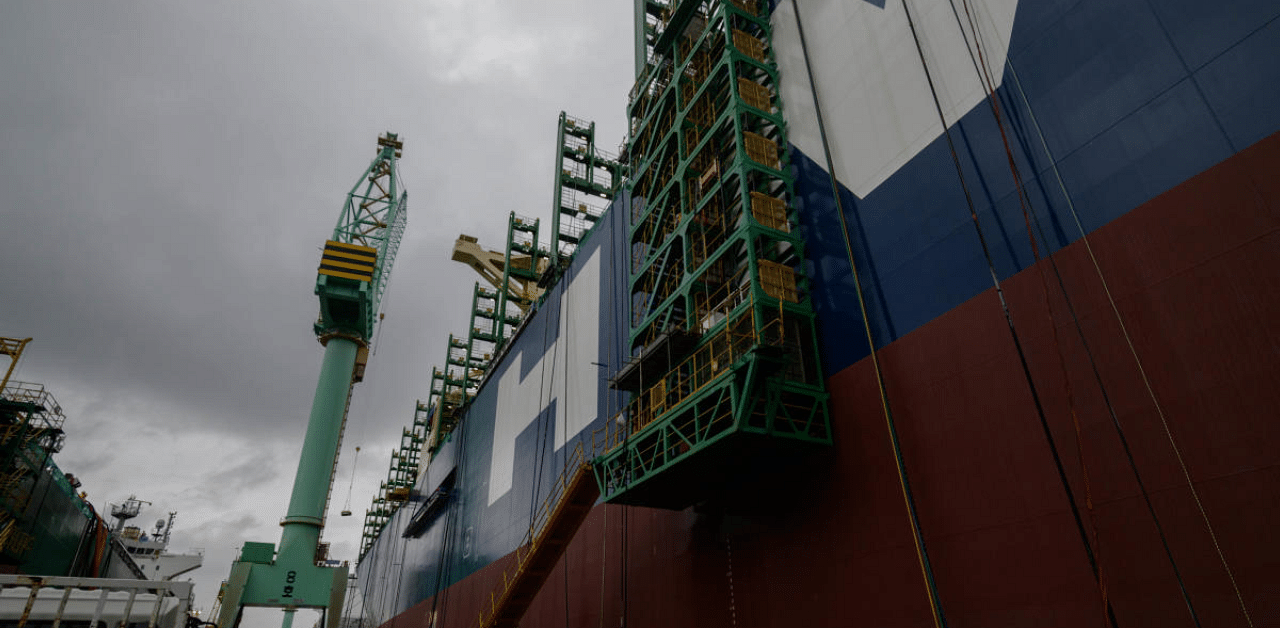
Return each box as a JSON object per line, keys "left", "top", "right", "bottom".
{"left": 594, "top": 0, "right": 831, "bottom": 508}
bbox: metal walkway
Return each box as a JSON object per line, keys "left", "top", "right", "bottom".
{"left": 475, "top": 443, "right": 599, "bottom": 628}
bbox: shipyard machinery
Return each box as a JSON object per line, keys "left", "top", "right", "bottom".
{"left": 216, "top": 133, "right": 408, "bottom": 628}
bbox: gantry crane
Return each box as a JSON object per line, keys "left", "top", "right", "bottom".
{"left": 216, "top": 133, "right": 408, "bottom": 628}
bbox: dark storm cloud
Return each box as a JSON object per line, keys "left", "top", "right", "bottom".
{"left": 0, "top": 0, "right": 632, "bottom": 615}
{"left": 0, "top": 0, "right": 372, "bottom": 436}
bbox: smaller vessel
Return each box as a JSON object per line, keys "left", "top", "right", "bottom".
{"left": 0, "top": 499, "right": 204, "bottom": 628}
{"left": 0, "top": 338, "right": 202, "bottom": 628}
{"left": 112, "top": 498, "right": 205, "bottom": 581}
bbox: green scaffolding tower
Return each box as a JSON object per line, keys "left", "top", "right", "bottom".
{"left": 594, "top": 0, "right": 831, "bottom": 509}
{"left": 550, "top": 112, "right": 623, "bottom": 270}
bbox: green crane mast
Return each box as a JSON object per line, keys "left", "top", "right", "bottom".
{"left": 216, "top": 133, "right": 408, "bottom": 628}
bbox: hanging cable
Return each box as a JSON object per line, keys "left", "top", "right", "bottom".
{"left": 341, "top": 572, "right": 360, "bottom": 628}
{"left": 341, "top": 446, "right": 361, "bottom": 516}
{"left": 602, "top": 196, "right": 628, "bottom": 628}
{"left": 564, "top": 542, "right": 571, "bottom": 628}
{"left": 1001, "top": 52, "right": 1256, "bottom": 627}
{"left": 943, "top": 1, "right": 1204, "bottom": 623}
{"left": 598, "top": 504, "right": 608, "bottom": 628}
{"left": 560, "top": 251, "right": 576, "bottom": 628}
{"left": 896, "top": 1, "right": 1121, "bottom": 626}
{"left": 562, "top": 258, "right": 575, "bottom": 472}
{"left": 388, "top": 509, "right": 414, "bottom": 626}
{"left": 789, "top": 2, "right": 948, "bottom": 626}
{"left": 940, "top": 1, "right": 1118, "bottom": 622}
{"left": 429, "top": 408, "right": 469, "bottom": 628}
{"left": 620, "top": 504, "right": 629, "bottom": 628}
{"left": 530, "top": 284, "right": 562, "bottom": 527}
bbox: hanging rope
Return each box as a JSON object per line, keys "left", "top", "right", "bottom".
{"left": 429, "top": 405, "right": 471, "bottom": 628}
{"left": 341, "top": 571, "right": 361, "bottom": 628}
{"left": 943, "top": 1, "right": 1206, "bottom": 623}
{"left": 342, "top": 446, "right": 361, "bottom": 515}
{"left": 530, "top": 280, "right": 564, "bottom": 528}
{"left": 896, "top": 2, "right": 1120, "bottom": 626}
{"left": 560, "top": 250, "right": 576, "bottom": 628}
{"left": 1001, "top": 51, "right": 1256, "bottom": 628}
{"left": 620, "top": 504, "right": 629, "bottom": 628}
{"left": 603, "top": 196, "right": 628, "bottom": 628}
{"left": 943, "top": 1, "right": 1119, "bottom": 622}
{"left": 598, "top": 504, "right": 608, "bottom": 628}
{"left": 789, "top": 2, "right": 948, "bottom": 626}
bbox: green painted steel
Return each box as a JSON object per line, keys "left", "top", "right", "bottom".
{"left": 550, "top": 113, "right": 622, "bottom": 272}
{"left": 497, "top": 212, "right": 544, "bottom": 341}
{"left": 14, "top": 455, "right": 92, "bottom": 575}
{"left": 0, "top": 378, "right": 90, "bottom": 574}
{"left": 594, "top": 0, "right": 830, "bottom": 508}
{"left": 278, "top": 336, "right": 358, "bottom": 559}
{"left": 316, "top": 133, "right": 408, "bottom": 340}
{"left": 216, "top": 309, "right": 357, "bottom": 628}
{"left": 240, "top": 542, "right": 276, "bottom": 564}
{"left": 356, "top": 398, "right": 428, "bottom": 559}
{"left": 218, "top": 135, "right": 404, "bottom": 628}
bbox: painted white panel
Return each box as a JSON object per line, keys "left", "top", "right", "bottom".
{"left": 488, "top": 331, "right": 542, "bottom": 506}
{"left": 773, "top": 0, "right": 1019, "bottom": 198}
{"left": 487, "top": 248, "right": 601, "bottom": 506}
{"left": 555, "top": 249, "right": 601, "bottom": 450}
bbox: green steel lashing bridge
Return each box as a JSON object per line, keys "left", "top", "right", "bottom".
{"left": 595, "top": 0, "right": 831, "bottom": 508}
{"left": 216, "top": 133, "right": 407, "bottom": 628}
{"left": 356, "top": 6, "right": 836, "bottom": 616}
{"left": 471, "top": 0, "right": 836, "bottom": 615}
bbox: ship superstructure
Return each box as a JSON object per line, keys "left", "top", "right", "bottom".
{"left": 113, "top": 502, "right": 204, "bottom": 581}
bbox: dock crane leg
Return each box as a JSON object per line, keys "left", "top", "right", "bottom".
{"left": 216, "top": 337, "right": 357, "bottom": 628}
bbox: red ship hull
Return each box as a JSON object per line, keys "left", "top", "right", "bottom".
{"left": 378, "top": 132, "right": 1280, "bottom": 628}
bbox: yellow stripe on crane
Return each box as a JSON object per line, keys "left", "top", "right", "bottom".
{"left": 324, "top": 240, "right": 377, "bottom": 256}
{"left": 322, "top": 248, "right": 376, "bottom": 263}
{"left": 319, "top": 240, "right": 377, "bottom": 282}
{"left": 318, "top": 267, "right": 374, "bottom": 282}
{"left": 320, "top": 257, "right": 377, "bottom": 272}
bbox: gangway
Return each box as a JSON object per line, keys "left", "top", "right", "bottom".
{"left": 474, "top": 443, "right": 598, "bottom": 628}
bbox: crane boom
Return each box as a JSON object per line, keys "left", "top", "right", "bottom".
{"left": 316, "top": 133, "right": 408, "bottom": 340}
{"left": 217, "top": 133, "right": 408, "bottom": 628}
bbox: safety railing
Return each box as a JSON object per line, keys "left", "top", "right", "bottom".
{"left": 0, "top": 575, "right": 194, "bottom": 628}
{"left": 0, "top": 382, "right": 64, "bottom": 423}
{"left": 527, "top": 442, "right": 585, "bottom": 542}
{"left": 475, "top": 441, "right": 592, "bottom": 628}
{"left": 595, "top": 282, "right": 788, "bottom": 455}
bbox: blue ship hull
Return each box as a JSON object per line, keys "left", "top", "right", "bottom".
{"left": 356, "top": 1, "right": 1280, "bottom": 625}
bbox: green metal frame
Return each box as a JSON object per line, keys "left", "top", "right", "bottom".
{"left": 550, "top": 113, "right": 623, "bottom": 271}
{"left": 496, "top": 213, "right": 546, "bottom": 342}
{"left": 594, "top": 0, "right": 831, "bottom": 509}
{"left": 220, "top": 134, "right": 408, "bottom": 628}
{"left": 0, "top": 380, "right": 72, "bottom": 570}
{"left": 358, "top": 401, "right": 431, "bottom": 558}
{"left": 360, "top": 113, "right": 626, "bottom": 551}
{"left": 315, "top": 133, "right": 408, "bottom": 340}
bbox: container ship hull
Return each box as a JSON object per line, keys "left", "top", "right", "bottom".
{"left": 356, "top": 1, "right": 1280, "bottom": 625}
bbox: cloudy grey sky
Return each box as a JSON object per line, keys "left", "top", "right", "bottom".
{"left": 0, "top": 0, "right": 632, "bottom": 621}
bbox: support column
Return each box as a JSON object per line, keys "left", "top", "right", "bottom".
{"left": 279, "top": 335, "right": 359, "bottom": 565}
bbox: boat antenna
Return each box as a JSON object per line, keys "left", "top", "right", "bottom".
{"left": 341, "top": 446, "right": 360, "bottom": 516}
